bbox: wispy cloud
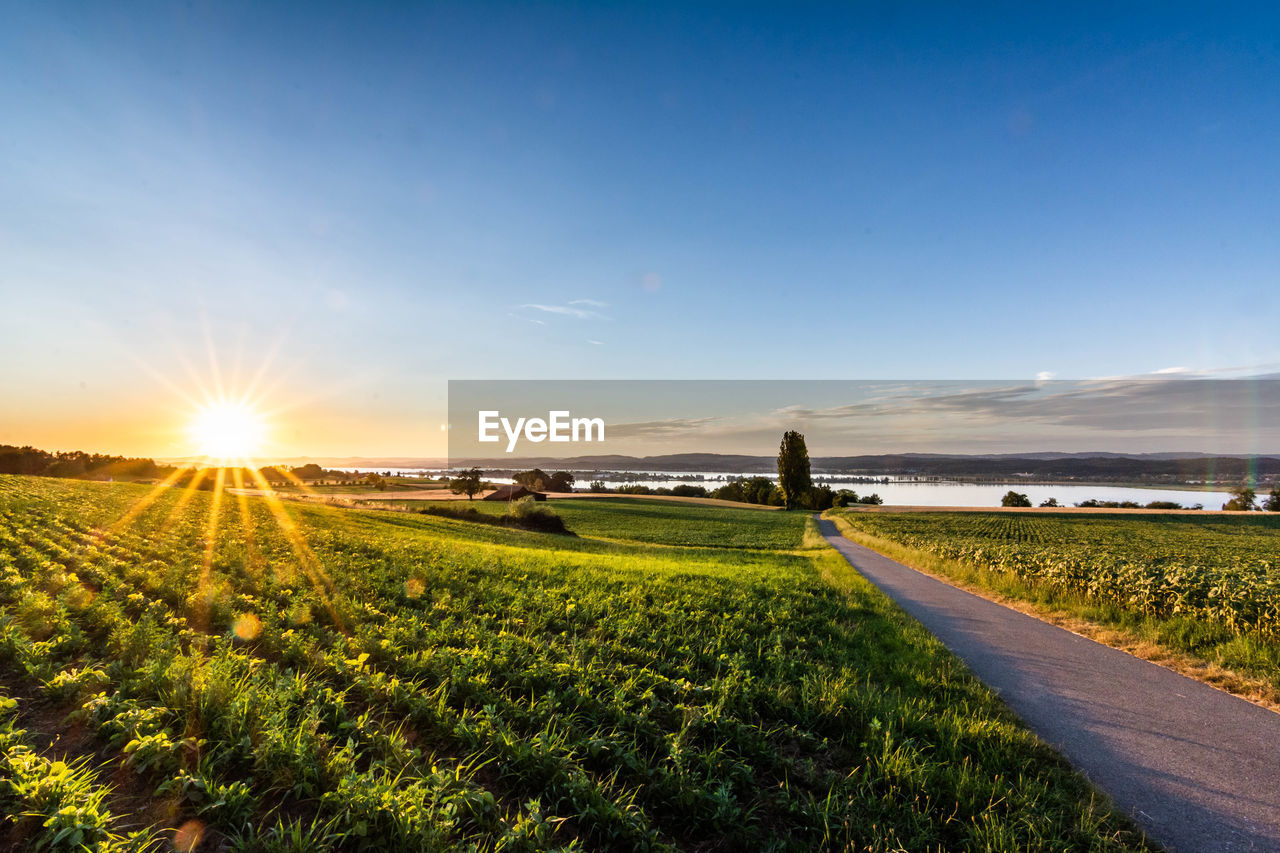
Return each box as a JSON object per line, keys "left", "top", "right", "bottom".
{"left": 586, "top": 339, "right": 604, "bottom": 346}
{"left": 609, "top": 416, "right": 721, "bottom": 439}
{"left": 520, "top": 300, "right": 609, "bottom": 320}
{"left": 1091, "top": 362, "right": 1280, "bottom": 382}
{"left": 784, "top": 379, "right": 1280, "bottom": 437}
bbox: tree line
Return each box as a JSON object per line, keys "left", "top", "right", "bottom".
{"left": 1222, "top": 485, "right": 1280, "bottom": 511}
{"left": 1000, "top": 485, "right": 1280, "bottom": 511}
{"left": 446, "top": 467, "right": 578, "bottom": 500}
{"left": 0, "top": 445, "right": 168, "bottom": 479}
{"left": 582, "top": 432, "right": 882, "bottom": 511}
{"left": 0, "top": 445, "right": 384, "bottom": 491}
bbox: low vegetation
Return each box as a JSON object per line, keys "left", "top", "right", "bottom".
{"left": 0, "top": 475, "right": 1158, "bottom": 851}
{"left": 1073, "top": 499, "right": 1201, "bottom": 510}
{"left": 400, "top": 498, "right": 808, "bottom": 550}
{"left": 598, "top": 477, "right": 871, "bottom": 512}
{"left": 419, "top": 496, "right": 572, "bottom": 535}
{"left": 830, "top": 509, "right": 1280, "bottom": 688}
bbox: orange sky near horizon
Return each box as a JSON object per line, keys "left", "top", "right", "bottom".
{"left": 0, "top": 403, "right": 450, "bottom": 462}
{"left": 1, "top": 351, "right": 451, "bottom": 462}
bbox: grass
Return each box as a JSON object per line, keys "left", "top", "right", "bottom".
{"left": 387, "top": 497, "right": 810, "bottom": 549}
{"left": 828, "top": 508, "right": 1280, "bottom": 695}
{"left": 0, "top": 474, "right": 1155, "bottom": 851}
{"left": 264, "top": 479, "right": 444, "bottom": 494}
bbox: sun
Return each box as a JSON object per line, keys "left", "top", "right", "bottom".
{"left": 189, "top": 401, "right": 268, "bottom": 464}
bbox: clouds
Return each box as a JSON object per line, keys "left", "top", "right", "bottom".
{"left": 449, "top": 378, "right": 1280, "bottom": 457}
{"left": 512, "top": 298, "right": 610, "bottom": 347}
{"left": 519, "top": 299, "right": 608, "bottom": 320}
{"left": 762, "top": 380, "right": 1280, "bottom": 448}
{"left": 608, "top": 416, "right": 721, "bottom": 439}
{"left": 722, "top": 379, "right": 1280, "bottom": 453}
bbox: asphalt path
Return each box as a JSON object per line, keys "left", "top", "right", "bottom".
{"left": 818, "top": 517, "right": 1280, "bottom": 853}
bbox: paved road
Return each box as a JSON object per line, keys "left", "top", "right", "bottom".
{"left": 818, "top": 517, "right": 1280, "bottom": 853}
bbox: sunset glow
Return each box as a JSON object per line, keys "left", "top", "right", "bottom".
{"left": 189, "top": 401, "right": 267, "bottom": 463}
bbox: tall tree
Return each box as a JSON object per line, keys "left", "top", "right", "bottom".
{"left": 449, "top": 467, "right": 484, "bottom": 500}
{"left": 1223, "top": 484, "right": 1257, "bottom": 511}
{"left": 546, "top": 471, "right": 576, "bottom": 493}
{"left": 776, "top": 431, "right": 812, "bottom": 510}
{"left": 513, "top": 468, "right": 549, "bottom": 490}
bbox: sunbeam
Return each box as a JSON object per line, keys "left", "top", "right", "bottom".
{"left": 193, "top": 467, "right": 227, "bottom": 635}
{"left": 230, "top": 467, "right": 263, "bottom": 577}
{"left": 247, "top": 467, "right": 347, "bottom": 632}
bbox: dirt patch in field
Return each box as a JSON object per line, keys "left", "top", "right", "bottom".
{"left": 230, "top": 487, "right": 470, "bottom": 501}
{"left": 547, "top": 492, "right": 782, "bottom": 510}
{"left": 230, "top": 487, "right": 783, "bottom": 510}
{"left": 1, "top": 678, "right": 183, "bottom": 842}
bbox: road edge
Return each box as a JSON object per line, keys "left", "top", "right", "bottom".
{"left": 824, "top": 511, "right": 1280, "bottom": 715}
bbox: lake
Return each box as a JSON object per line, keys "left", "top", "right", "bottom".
{"left": 346, "top": 467, "right": 1236, "bottom": 509}
{"left": 808, "top": 480, "right": 1231, "bottom": 509}
{"left": 582, "top": 476, "right": 1232, "bottom": 509}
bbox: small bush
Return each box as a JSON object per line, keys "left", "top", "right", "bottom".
{"left": 508, "top": 496, "right": 570, "bottom": 533}
{"left": 416, "top": 500, "right": 572, "bottom": 535}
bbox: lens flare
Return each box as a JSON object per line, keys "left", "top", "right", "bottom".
{"left": 189, "top": 401, "right": 267, "bottom": 463}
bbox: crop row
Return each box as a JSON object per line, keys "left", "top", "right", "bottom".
{"left": 0, "top": 475, "right": 1154, "bottom": 851}
{"left": 839, "top": 511, "right": 1280, "bottom": 637}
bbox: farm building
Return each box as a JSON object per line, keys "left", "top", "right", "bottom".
{"left": 483, "top": 484, "right": 547, "bottom": 502}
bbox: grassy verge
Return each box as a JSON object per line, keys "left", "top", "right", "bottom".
{"left": 827, "top": 510, "right": 1280, "bottom": 709}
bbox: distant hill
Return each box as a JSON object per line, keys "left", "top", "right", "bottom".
{"left": 808, "top": 454, "right": 1280, "bottom": 480}
{"left": 441, "top": 452, "right": 1280, "bottom": 481}
{"left": 148, "top": 450, "right": 1280, "bottom": 483}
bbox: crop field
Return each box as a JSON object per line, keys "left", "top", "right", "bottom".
{"left": 0, "top": 474, "right": 1153, "bottom": 852}
{"left": 832, "top": 510, "right": 1280, "bottom": 672}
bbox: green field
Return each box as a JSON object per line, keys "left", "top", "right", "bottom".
{"left": 389, "top": 498, "right": 806, "bottom": 550}
{"left": 268, "top": 478, "right": 447, "bottom": 494}
{"left": 0, "top": 475, "right": 1152, "bottom": 851}
{"left": 831, "top": 509, "right": 1280, "bottom": 685}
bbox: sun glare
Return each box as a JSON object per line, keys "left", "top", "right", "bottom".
{"left": 189, "top": 401, "right": 267, "bottom": 463}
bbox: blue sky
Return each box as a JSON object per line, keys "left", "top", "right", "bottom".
{"left": 2, "top": 2, "right": 1278, "bottom": 456}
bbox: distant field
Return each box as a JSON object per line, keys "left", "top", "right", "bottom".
{"left": 0, "top": 475, "right": 1152, "bottom": 851}
{"left": 390, "top": 497, "right": 806, "bottom": 549}
{"left": 832, "top": 509, "right": 1280, "bottom": 687}
{"left": 267, "top": 479, "right": 446, "bottom": 494}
